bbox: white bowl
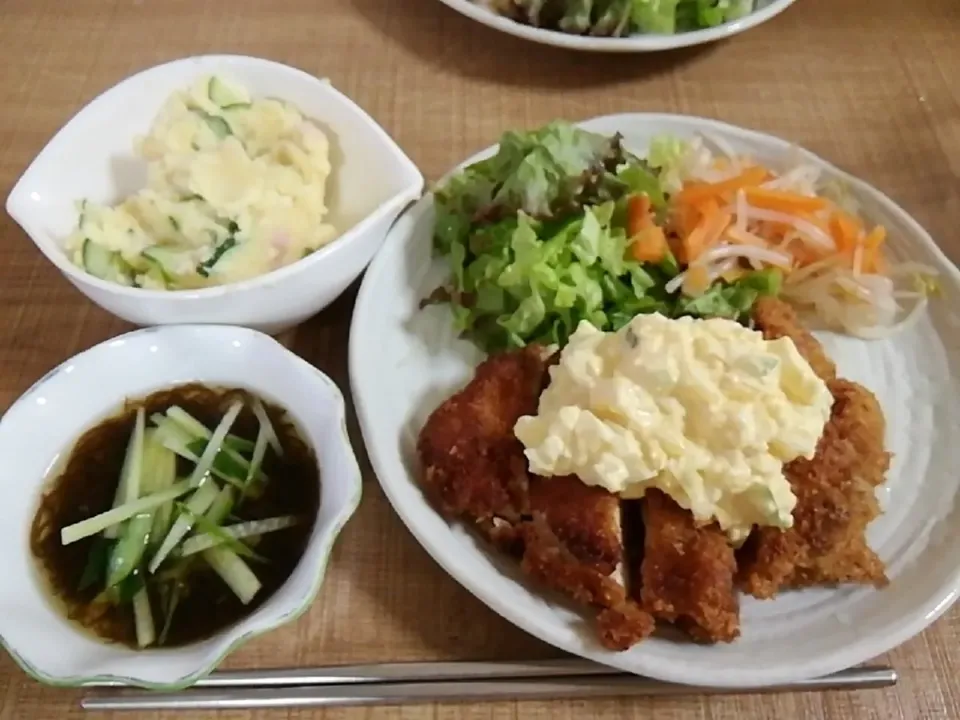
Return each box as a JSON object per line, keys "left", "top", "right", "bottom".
{"left": 349, "top": 113, "right": 960, "bottom": 687}
{"left": 436, "top": 0, "right": 798, "bottom": 52}
{"left": 5, "top": 55, "right": 424, "bottom": 335}
{"left": 0, "top": 324, "right": 363, "bottom": 688}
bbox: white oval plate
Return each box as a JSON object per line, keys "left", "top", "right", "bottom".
{"left": 349, "top": 114, "right": 960, "bottom": 687}
{"left": 435, "top": 0, "right": 797, "bottom": 52}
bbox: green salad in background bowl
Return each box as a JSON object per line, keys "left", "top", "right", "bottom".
{"left": 438, "top": 0, "right": 798, "bottom": 52}
{"left": 490, "top": 0, "right": 756, "bottom": 36}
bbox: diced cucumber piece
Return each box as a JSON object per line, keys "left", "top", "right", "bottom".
{"left": 142, "top": 246, "right": 189, "bottom": 278}
{"left": 196, "top": 237, "right": 237, "bottom": 277}
{"left": 82, "top": 239, "right": 135, "bottom": 285}
{"left": 82, "top": 239, "right": 118, "bottom": 279}
{"left": 191, "top": 109, "right": 232, "bottom": 139}
{"left": 140, "top": 265, "right": 170, "bottom": 290}
{"left": 207, "top": 77, "right": 249, "bottom": 109}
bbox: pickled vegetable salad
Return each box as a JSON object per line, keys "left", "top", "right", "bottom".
{"left": 647, "top": 134, "right": 939, "bottom": 338}
{"left": 429, "top": 122, "right": 938, "bottom": 351}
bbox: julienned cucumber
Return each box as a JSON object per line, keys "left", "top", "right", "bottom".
{"left": 207, "top": 77, "right": 249, "bottom": 109}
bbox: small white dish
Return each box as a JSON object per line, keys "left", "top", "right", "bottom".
{"left": 349, "top": 113, "right": 960, "bottom": 687}
{"left": 5, "top": 55, "right": 424, "bottom": 335}
{"left": 435, "top": 0, "right": 797, "bottom": 52}
{"left": 0, "top": 324, "right": 362, "bottom": 688}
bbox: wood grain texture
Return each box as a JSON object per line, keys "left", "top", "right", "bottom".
{"left": 0, "top": 0, "right": 958, "bottom": 717}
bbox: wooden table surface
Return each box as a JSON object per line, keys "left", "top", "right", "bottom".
{"left": 1, "top": 0, "right": 958, "bottom": 718}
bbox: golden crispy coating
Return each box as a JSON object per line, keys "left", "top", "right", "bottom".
{"left": 752, "top": 296, "right": 837, "bottom": 382}
{"left": 527, "top": 475, "right": 623, "bottom": 576}
{"left": 520, "top": 515, "right": 655, "bottom": 650}
{"left": 417, "top": 347, "right": 654, "bottom": 649}
{"left": 738, "top": 378, "right": 890, "bottom": 598}
{"left": 416, "top": 345, "right": 547, "bottom": 551}
{"left": 638, "top": 490, "right": 740, "bottom": 643}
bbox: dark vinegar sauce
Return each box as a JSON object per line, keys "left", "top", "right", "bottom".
{"left": 29, "top": 384, "right": 320, "bottom": 649}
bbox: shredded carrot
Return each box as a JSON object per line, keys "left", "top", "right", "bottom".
{"left": 682, "top": 265, "right": 712, "bottom": 296}
{"left": 684, "top": 207, "right": 733, "bottom": 262}
{"left": 829, "top": 212, "right": 863, "bottom": 253}
{"left": 780, "top": 235, "right": 822, "bottom": 267}
{"left": 676, "top": 166, "right": 769, "bottom": 206}
{"left": 668, "top": 205, "right": 700, "bottom": 259}
{"left": 864, "top": 226, "right": 887, "bottom": 248}
{"left": 695, "top": 197, "right": 721, "bottom": 218}
{"left": 861, "top": 226, "right": 887, "bottom": 274}
{"left": 666, "top": 232, "right": 686, "bottom": 265}
{"left": 626, "top": 194, "right": 653, "bottom": 237}
{"left": 631, "top": 226, "right": 668, "bottom": 263}
{"left": 743, "top": 187, "right": 828, "bottom": 214}
{"left": 753, "top": 219, "right": 790, "bottom": 243}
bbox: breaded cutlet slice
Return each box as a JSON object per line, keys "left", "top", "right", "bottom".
{"left": 638, "top": 490, "right": 740, "bottom": 643}
{"left": 738, "top": 378, "right": 890, "bottom": 598}
{"left": 417, "top": 347, "right": 654, "bottom": 649}
{"left": 752, "top": 296, "right": 837, "bottom": 382}
{"left": 522, "top": 475, "right": 655, "bottom": 650}
{"left": 416, "top": 345, "right": 548, "bottom": 553}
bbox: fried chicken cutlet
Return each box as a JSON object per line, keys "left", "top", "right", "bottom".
{"left": 417, "top": 345, "right": 545, "bottom": 553}
{"left": 417, "top": 346, "right": 654, "bottom": 649}
{"left": 739, "top": 300, "right": 890, "bottom": 598}
{"left": 638, "top": 490, "right": 740, "bottom": 643}
{"left": 752, "top": 295, "right": 837, "bottom": 382}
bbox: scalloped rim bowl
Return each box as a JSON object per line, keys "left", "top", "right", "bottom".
{"left": 349, "top": 113, "right": 960, "bottom": 688}
{"left": 5, "top": 55, "right": 425, "bottom": 334}
{"left": 435, "top": 0, "right": 799, "bottom": 52}
{"left": 0, "top": 324, "right": 363, "bottom": 688}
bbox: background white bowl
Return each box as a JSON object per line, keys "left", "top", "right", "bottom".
{"left": 435, "top": 0, "right": 798, "bottom": 52}
{"left": 0, "top": 324, "right": 363, "bottom": 688}
{"left": 4, "top": 55, "right": 424, "bottom": 335}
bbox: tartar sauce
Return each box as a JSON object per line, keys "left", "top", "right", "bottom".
{"left": 513, "top": 313, "right": 833, "bottom": 543}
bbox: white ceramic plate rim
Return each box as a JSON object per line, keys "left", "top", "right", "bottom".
{"left": 4, "top": 54, "right": 424, "bottom": 302}
{"left": 350, "top": 112, "right": 960, "bottom": 687}
{"left": 0, "top": 325, "right": 364, "bottom": 689}
{"left": 435, "top": 0, "right": 798, "bottom": 52}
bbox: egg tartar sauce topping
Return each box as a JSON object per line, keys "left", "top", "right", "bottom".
{"left": 513, "top": 313, "right": 834, "bottom": 543}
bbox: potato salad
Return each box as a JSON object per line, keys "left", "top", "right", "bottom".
{"left": 514, "top": 313, "right": 834, "bottom": 544}
{"left": 66, "top": 76, "right": 338, "bottom": 290}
